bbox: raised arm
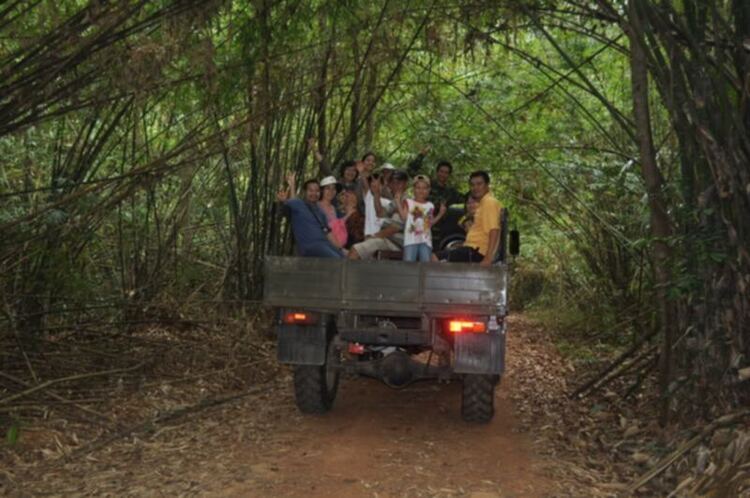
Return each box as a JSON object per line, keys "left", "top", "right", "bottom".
{"left": 372, "top": 177, "right": 389, "bottom": 218}
{"left": 357, "top": 161, "right": 371, "bottom": 194}
{"left": 406, "top": 145, "right": 431, "bottom": 177}
{"left": 285, "top": 171, "right": 297, "bottom": 199}
{"left": 393, "top": 191, "right": 408, "bottom": 221}
{"left": 308, "top": 137, "right": 332, "bottom": 177}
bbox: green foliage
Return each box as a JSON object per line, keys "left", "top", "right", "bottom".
{"left": 2, "top": 2, "right": 639, "bottom": 327}
{"left": 1, "top": 2, "right": 745, "bottom": 422}
{"left": 5, "top": 419, "right": 20, "bottom": 447}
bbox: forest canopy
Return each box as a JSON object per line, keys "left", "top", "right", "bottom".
{"left": 1, "top": 0, "right": 749, "bottom": 426}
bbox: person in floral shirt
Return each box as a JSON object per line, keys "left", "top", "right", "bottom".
{"left": 395, "top": 175, "right": 447, "bottom": 262}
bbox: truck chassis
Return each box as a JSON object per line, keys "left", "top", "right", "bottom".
{"left": 264, "top": 257, "right": 509, "bottom": 423}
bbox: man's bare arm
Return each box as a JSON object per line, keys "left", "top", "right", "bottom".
{"left": 372, "top": 178, "right": 388, "bottom": 218}
{"left": 371, "top": 225, "right": 399, "bottom": 239}
{"left": 480, "top": 229, "right": 500, "bottom": 267}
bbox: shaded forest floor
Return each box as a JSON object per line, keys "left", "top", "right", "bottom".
{"left": 1, "top": 314, "right": 747, "bottom": 496}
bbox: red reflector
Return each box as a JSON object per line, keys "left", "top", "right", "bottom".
{"left": 448, "top": 320, "right": 486, "bottom": 333}
{"left": 348, "top": 342, "right": 365, "bottom": 355}
{"left": 282, "top": 312, "right": 318, "bottom": 325}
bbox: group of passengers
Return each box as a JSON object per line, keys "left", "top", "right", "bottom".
{"left": 276, "top": 142, "right": 502, "bottom": 267}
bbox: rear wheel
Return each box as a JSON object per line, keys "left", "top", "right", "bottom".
{"left": 440, "top": 235, "right": 465, "bottom": 251}
{"left": 293, "top": 341, "right": 340, "bottom": 414}
{"left": 461, "top": 374, "right": 498, "bottom": 423}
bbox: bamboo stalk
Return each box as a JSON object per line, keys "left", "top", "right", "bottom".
{"left": 0, "top": 363, "right": 145, "bottom": 406}
{"left": 628, "top": 410, "right": 750, "bottom": 493}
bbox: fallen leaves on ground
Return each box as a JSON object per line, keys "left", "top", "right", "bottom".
{"left": 507, "top": 314, "right": 750, "bottom": 497}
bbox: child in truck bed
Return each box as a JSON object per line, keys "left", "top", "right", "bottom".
{"left": 395, "top": 175, "right": 446, "bottom": 262}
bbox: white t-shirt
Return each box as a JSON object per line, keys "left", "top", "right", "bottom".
{"left": 404, "top": 198, "right": 435, "bottom": 247}
{"left": 364, "top": 191, "right": 392, "bottom": 236}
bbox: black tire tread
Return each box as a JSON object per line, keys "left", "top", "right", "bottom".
{"left": 461, "top": 374, "right": 497, "bottom": 423}
{"left": 293, "top": 365, "right": 331, "bottom": 414}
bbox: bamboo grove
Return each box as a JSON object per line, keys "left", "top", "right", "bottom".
{"left": 1, "top": 0, "right": 748, "bottom": 422}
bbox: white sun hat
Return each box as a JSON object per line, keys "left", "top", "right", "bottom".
{"left": 320, "top": 175, "right": 341, "bottom": 191}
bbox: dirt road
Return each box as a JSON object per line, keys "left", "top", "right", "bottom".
{"left": 212, "top": 375, "right": 552, "bottom": 498}
{"left": 5, "top": 317, "right": 562, "bottom": 497}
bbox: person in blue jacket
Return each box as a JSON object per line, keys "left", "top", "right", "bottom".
{"left": 276, "top": 173, "right": 345, "bottom": 258}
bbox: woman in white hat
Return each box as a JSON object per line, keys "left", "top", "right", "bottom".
{"left": 379, "top": 163, "right": 396, "bottom": 200}
{"left": 319, "top": 176, "right": 348, "bottom": 248}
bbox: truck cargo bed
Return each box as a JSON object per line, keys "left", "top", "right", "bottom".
{"left": 263, "top": 256, "right": 507, "bottom": 316}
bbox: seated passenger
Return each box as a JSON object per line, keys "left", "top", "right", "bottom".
{"left": 458, "top": 195, "right": 479, "bottom": 232}
{"left": 348, "top": 170, "right": 409, "bottom": 260}
{"left": 443, "top": 171, "right": 502, "bottom": 266}
{"left": 357, "top": 158, "right": 391, "bottom": 237}
{"left": 319, "top": 176, "right": 348, "bottom": 247}
{"left": 307, "top": 138, "right": 359, "bottom": 195}
{"left": 276, "top": 173, "right": 345, "bottom": 259}
{"left": 379, "top": 163, "right": 396, "bottom": 199}
{"left": 339, "top": 160, "right": 359, "bottom": 192}
{"left": 340, "top": 183, "right": 365, "bottom": 248}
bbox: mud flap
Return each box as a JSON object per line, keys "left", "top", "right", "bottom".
{"left": 276, "top": 324, "right": 328, "bottom": 365}
{"left": 453, "top": 331, "right": 505, "bottom": 375}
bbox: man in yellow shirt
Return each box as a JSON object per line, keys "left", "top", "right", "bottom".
{"left": 446, "top": 171, "right": 502, "bottom": 267}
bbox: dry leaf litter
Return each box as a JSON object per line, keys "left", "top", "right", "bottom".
{"left": 0, "top": 311, "right": 747, "bottom": 497}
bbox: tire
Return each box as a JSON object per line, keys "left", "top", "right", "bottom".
{"left": 461, "top": 374, "right": 498, "bottom": 423}
{"left": 293, "top": 341, "right": 340, "bottom": 414}
{"left": 440, "top": 235, "right": 465, "bottom": 251}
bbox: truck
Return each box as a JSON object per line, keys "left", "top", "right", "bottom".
{"left": 263, "top": 214, "right": 518, "bottom": 423}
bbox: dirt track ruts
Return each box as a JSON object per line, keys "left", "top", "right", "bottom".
{"left": 212, "top": 359, "right": 553, "bottom": 496}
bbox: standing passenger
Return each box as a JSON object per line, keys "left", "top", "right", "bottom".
{"left": 429, "top": 160, "right": 464, "bottom": 207}
{"left": 395, "top": 175, "right": 446, "bottom": 262}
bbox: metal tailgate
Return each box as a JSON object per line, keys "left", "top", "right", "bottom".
{"left": 263, "top": 256, "right": 344, "bottom": 309}
{"left": 263, "top": 256, "right": 507, "bottom": 315}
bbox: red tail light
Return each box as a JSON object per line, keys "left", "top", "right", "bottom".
{"left": 282, "top": 311, "right": 318, "bottom": 325}
{"left": 348, "top": 342, "right": 365, "bottom": 355}
{"left": 448, "top": 320, "right": 486, "bottom": 334}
